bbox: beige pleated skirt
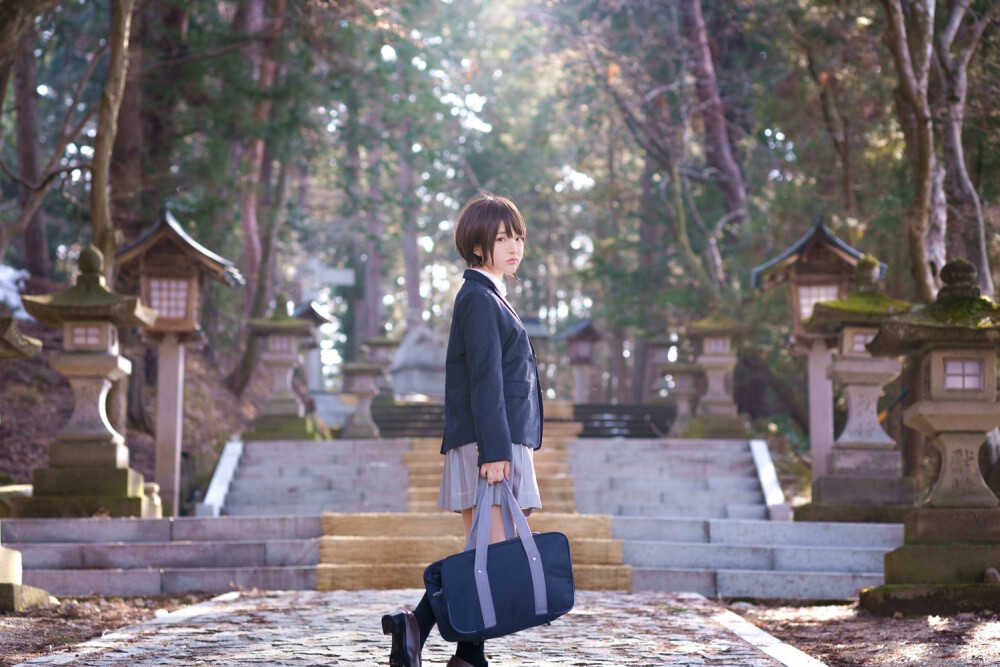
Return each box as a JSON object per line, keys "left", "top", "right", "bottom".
{"left": 437, "top": 442, "right": 542, "bottom": 514}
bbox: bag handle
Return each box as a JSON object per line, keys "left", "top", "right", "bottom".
{"left": 467, "top": 478, "right": 548, "bottom": 630}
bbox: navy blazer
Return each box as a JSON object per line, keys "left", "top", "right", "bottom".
{"left": 441, "top": 269, "right": 544, "bottom": 465}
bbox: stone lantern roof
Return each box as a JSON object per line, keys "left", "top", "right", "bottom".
{"left": 685, "top": 313, "right": 747, "bottom": 337}
{"left": 248, "top": 301, "right": 314, "bottom": 338}
{"left": 868, "top": 259, "right": 1000, "bottom": 356}
{"left": 0, "top": 317, "right": 42, "bottom": 359}
{"left": 22, "top": 246, "right": 156, "bottom": 328}
{"left": 292, "top": 301, "right": 334, "bottom": 327}
{"left": 805, "top": 255, "right": 913, "bottom": 334}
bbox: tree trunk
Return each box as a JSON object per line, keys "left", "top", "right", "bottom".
{"left": 878, "top": 0, "right": 939, "bottom": 303}
{"left": 91, "top": 0, "right": 136, "bottom": 281}
{"left": 361, "top": 104, "right": 387, "bottom": 343}
{"left": 678, "top": 0, "right": 747, "bottom": 224}
{"left": 111, "top": 6, "right": 145, "bottom": 245}
{"left": 0, "top": 0, "right": 63, "bottom": 67}
{"left": 397, "top": 59, "right": 422, "bottom": 329}
{"left": 14, "top": 27, "right": 50, "bottom": 277}
{"left": 236, "top": 0, "right": 268, "bottom": 309}
{"left": 226, "top": 158, "right": 290, "bottom": 395}
{"left": 933, "top": 2, "right": 1000, "bottom": 298}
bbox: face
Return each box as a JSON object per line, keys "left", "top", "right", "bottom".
{"left": 475, "top": 227, "right": 525, "bottom": 279}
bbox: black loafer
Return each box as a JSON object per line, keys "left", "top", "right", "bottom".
{"left": 382, "top": 610, "right": 421, "bottom": 667}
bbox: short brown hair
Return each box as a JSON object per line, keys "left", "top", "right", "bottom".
{"left": 454, "top": 192, "right": 526, "bottom": 268}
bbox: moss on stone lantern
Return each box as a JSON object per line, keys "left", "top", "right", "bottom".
{"left": 13, "top": 246, "right": 160, "bottom": 518}
{"left": 860, "top": 258, "right": 1000, "bottom": 616}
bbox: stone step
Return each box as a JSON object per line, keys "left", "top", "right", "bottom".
{"left": 234, "top": 461, "right": 406, "bottom": 481}
{"left": 239, "top": 452, "right": 407, "bottom": 467}
{"left": 315, "top": 563, "right": 631, "bottom": 591}
{"left": 12, "top": 539, "right": 319, "bottom": 570}
{"left": 622, "top": 541, "right": 887, "bottom": 573}
{"left": 572, "top": 489, "right": 764, "bottom": 507}
{"left": 319, "top": 535, "right": 623, "bottom": 566}
{"left": 406, "top": 461, "right": 570, "bottom": 477}
{"left": 406, "top": 486, "right": 577, "bottom": 504}
{"left": 630, "top": 567, "right": 883, "bottom": 600}
{"left": 320, "top": 512, "right": 615, "bottom": 540}
{"left": 569, "top": 437, "right": 750, "bottom": 450}
{"left": 575, "top": 502, "right": 768, "bottom": 520}
{"left": 611, "top": 517, "right": 903, "bottom": 547}
{"left": 228, "top": 474, "right": 409, "bottom": 494}
{"left": 225, "top": 489, "right": 403, "bottom": 506}
{"left": 23, "top": 566, "right": 317, "bottom": 597}
{"left": 242, "top": 438, "right": 411, "bottom": 455}
{"left": 224, "top": 501, "right": 406, "bottom": 516}
{"left": 596, "top": 476, "right": 761, "bottom": 493}
{"left": 572, "top": 462, "right": 757, "bottom": 477}
{"left": 406, "top": 500, "right": 579, "bottom": 514}
{"left": 1, "top": 517, "right": 322, "bottom": 543}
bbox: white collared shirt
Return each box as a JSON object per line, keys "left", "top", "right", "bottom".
{"left": 471, "top": 267, "right": 507, "bottom": 298}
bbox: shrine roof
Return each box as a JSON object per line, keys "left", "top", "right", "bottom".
{"left": 117, "top": 211, "right": 244, "bottom": 287}
{"left": 750, "top": 218, "right": 885, "bottom": 290}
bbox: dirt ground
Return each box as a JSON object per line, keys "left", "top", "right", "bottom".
{"left": 3, "top": 595, "right": 1000, "bottom": 666}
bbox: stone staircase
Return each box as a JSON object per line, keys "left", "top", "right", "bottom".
{"left": 567, "top": 437, "right": 903, "bottom": 599}
{"left": 318, "top": 414, "right": 632, "bottom": 591}
{"left": 222, "top": 439, "right": 412, "bottom": 516}
{"left": 2, "top": 516, "right": 321, "bottom": 597}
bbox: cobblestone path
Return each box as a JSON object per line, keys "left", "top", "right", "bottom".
{"left": 18, "top": 590, "right": 826, "bottom": 666}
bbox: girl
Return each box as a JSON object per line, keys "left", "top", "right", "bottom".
{"left": 382, "top": 192, "right": 544, "bottom": 667}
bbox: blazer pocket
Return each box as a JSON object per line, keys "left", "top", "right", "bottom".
{"left": 504, "top": 380, "right": 531, "bottom": 397}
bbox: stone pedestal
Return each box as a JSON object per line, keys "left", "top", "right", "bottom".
{"left": 664, "top": 367, "right": 699, "bottom": 437}
{"left": 860, "top": 509, "right": 1000, "bottom": 615}
{"left": 12, "top": 350, "right": 160, "bottom": 519}
{"left": 798, "top": 356, "right": 916, "bottom": 522}
{"left": 341, "top": 361, "right": 381, "bottom": 439}
{"left": 683, "top": 350, "right": 750, "bottom": 438}
{"left": 246, "top": 314, "right": 322, "bottom": 441}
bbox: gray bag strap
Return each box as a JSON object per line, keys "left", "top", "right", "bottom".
{"left": 467, "top": 478, "right": 548, "bottom": 630}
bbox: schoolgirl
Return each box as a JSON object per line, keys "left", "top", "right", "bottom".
{"left": 382, "top": 192, "right": 544, "bottom": 667}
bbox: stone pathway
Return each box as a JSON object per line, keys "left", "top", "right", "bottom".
{"left": 16, "top": 590, "right": 826, "bottom": 666}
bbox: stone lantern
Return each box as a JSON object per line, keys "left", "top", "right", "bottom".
{"left": 294, "top": 301, "right": 335, "bottom": 393}
{"left": 860, "top": 259, "right": 1000, "bottom": 615}
{"left": 660, "top": 360, "right": 701, "bottom": 436}
{"left": 796, "top": 256, "right": 916, "bottom": 523}
{"left": 117, "top": 211, "right": 243, "bottom": 516}
{"left": 560, "top": 319, "right": 605, "bottom": 404}
{"left": 0, "top": 317, "right": 50, "bottom": 611}
{"left": 246, "top": 304, "right": 319, "bottom": 440}
{"left": 341, "top": 357, "right": 383, "bottom": 438}
{"left": 363, "top": 335, "right": 401, "bottom": 399}
{"left": 682, "top": 314, "right": 751, "bottom": 438}
{"left": 15, "top": 246, "right": 159, "bottom": 518}
{"left": 639, "top": 337, "right": 675, "bottom": 404}
{"left": 751, "top": 218, "right": 876, "bottom": 478}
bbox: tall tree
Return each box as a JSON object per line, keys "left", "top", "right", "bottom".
{"left": 14, "top": 26, "right": 50, "bottom": 277}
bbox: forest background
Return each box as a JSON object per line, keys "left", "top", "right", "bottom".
{"left": 0, "top": 0, "right": 998, "bottom": 475}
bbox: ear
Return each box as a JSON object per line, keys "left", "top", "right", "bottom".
{"left": 472, "top": 244, "right": 483, "bottom": 259}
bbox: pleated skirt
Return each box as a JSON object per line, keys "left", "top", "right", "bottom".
{"left": 437, "top": 442, "right": 542, "bottom": 514}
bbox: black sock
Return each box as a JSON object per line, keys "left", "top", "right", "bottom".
{"left": 456, "top": 640, "right": 487, "bottom": 667}
{"left": 413, "top": 593, "right": 435, "bottom": 648}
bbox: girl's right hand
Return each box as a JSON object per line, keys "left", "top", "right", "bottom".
{"left": 480, "top": 460, "right": 511, "bottom": 485}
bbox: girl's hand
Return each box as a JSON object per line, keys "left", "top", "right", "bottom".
{"left": 480, "top": 460, "right": 511, "bottom": 485}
